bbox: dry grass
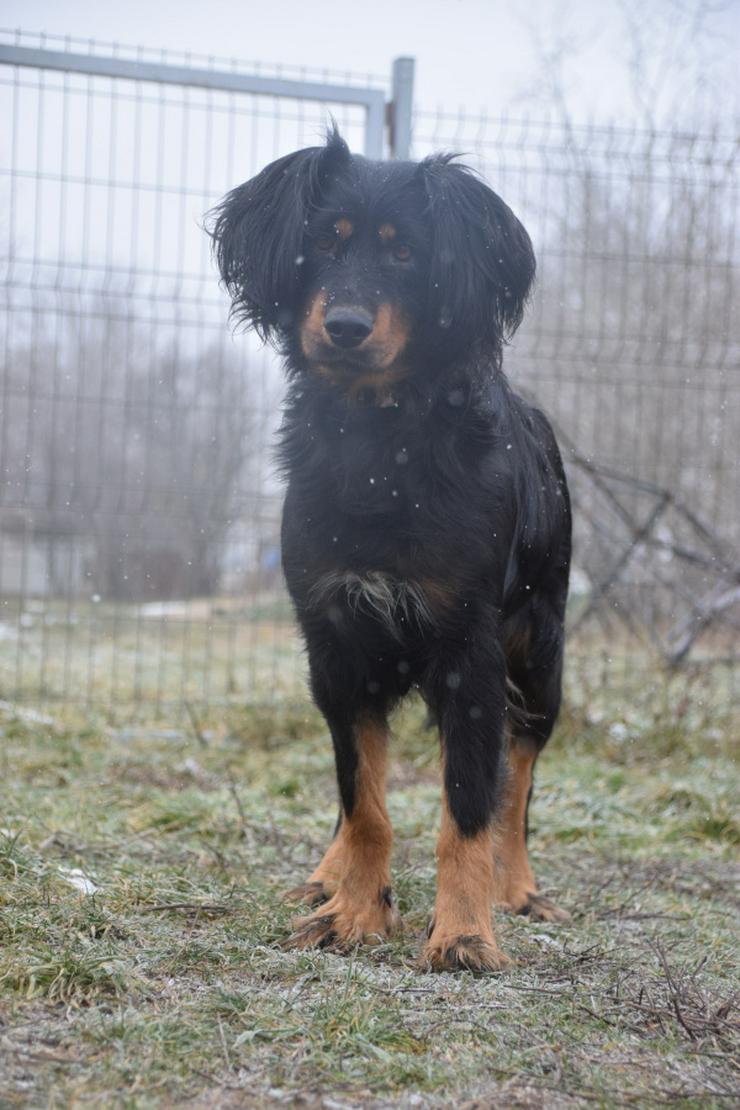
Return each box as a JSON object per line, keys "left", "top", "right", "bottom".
{"left": 0, "top": 666, "right": 738, "bottom": 1108}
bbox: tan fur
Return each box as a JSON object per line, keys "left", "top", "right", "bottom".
{"left": 306, "top": 829, "right": 345, "bottom": 890}
{"left": 285, "top": 825, "right": 345, "bottom": 905}
{"left": 299, "top": 294, "right": 410, "bottom": 386}
{"left": 422, "top": 794, "right": 508, "bottom": 972}
{"left": 416, "top": 577, "right": 457, "bottom": 616}
{"left": 364, "top": 303, "right": 410, "bottom": 368}
{"left": 493, "top": 736, "right": 570, "bottom": 922}
{"left": 299, "top": 291, "right": 329, "bottom": 361}
{"left": 493, "top": 738, "right": 537, "bottom": 909}
{"left": 286, "top": 720, "right": 401, "bottom": 949}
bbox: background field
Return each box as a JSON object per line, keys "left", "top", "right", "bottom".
{"left": 1, "top": 658, "right": 737, "bottom": 1108}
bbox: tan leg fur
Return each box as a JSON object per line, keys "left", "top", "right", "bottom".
{"left": 286, "top": 720, "right": 401, "bottom": 950}
{"left": 285, "top": 820, "right": 347, "bottom": 907}
{"left": 422, "top": 795, "right": 508, "bottom": 972}
{"left": 493, "top": 736, "right": 569, "bottom": 922}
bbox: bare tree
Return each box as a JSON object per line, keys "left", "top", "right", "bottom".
{"left": 1, "top": 283, "right": 268, "bottom": 601}
{"left": 505, "top": 1, "right": 739, "bottom": 645}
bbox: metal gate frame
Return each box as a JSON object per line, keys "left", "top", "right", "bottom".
{"left": 0, "top": 43, "right": 415, "bottom": 159}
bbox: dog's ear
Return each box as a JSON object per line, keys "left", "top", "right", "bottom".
{"left": 208, "top": 129, "right": 350, "bottom": 339}
{"left": 420, "top": 155, "right": 536, "bottom": 355}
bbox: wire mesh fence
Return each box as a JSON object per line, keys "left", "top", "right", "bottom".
{"left": 1, "top": 31, "right": 738, "bottom": 712}
{"left": 411, "top": 112, "right": 740, "bottom": 690}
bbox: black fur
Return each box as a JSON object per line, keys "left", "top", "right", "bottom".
{"left": 209, "top": 129, "right": 570, "bottom": 840}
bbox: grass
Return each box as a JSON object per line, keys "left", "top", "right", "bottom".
{"left": 0, "top": 666, "right": 738, "bottom": 1108}
{"left": 0, "top": 592, "right": 305, "bottom": 706}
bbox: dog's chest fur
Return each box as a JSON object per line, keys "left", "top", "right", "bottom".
{"left": 282, "top": 383, "right": 498, "bottom": 518}
{"left": 309, "top": 569, "right": 437, "bottom": 643}
{"left": 279, "top": 385, "right": 515, "bottom": 646}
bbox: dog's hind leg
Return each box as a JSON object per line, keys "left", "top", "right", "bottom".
{"left": 493, "top": 733, "right": 569, "bottom": 921}
{"left": 286, "top": 699, "right": 401, "bottom": 951}
{"left": 285, "top": 811, "right": 345, "bottom": 907}
{"left": 495, "top": 599, "right": 570, "bottom": 922}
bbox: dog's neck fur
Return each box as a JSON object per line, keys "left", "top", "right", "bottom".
{"left": 282, "top": 344, "right": 501, "bottom": 416}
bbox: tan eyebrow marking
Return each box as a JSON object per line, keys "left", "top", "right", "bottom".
{"left": 335, "top": 218, "right": 354, "bottom": 240}
{"left": 378, "top": 223, "right": 397, "bottom": 242}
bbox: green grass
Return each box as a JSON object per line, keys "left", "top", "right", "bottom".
{"left": 0, "top": 673, "right": 738, "bottom": 1108}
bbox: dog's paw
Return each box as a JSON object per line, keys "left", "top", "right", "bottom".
{"left": 421, "top": 931, "right": 510, "bottom": 973}
{"left": 284, "top": 881, "right": 331, "bottom": 908}
{"left": 285, "top": 887, "right": 402, "bottom": 953}
{"left": 284, "top": 909, "right": 343, "bottom": 951}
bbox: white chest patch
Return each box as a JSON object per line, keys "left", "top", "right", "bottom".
{"left": 309, "top": 571, "right": 435, "bottom": 638}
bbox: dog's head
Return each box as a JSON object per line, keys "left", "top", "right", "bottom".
{"left": 208, "top": 128, "right": 535, "bottom": 387}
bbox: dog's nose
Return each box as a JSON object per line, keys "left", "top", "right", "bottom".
{"left": 324, "top": 307, "right": 374, "bottom": 348}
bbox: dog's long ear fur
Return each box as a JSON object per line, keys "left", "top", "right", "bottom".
{"left": 208, "top": 129, "right": 350, "bottom": 340}
{"left": 420, "top": 155, "right": 536, "bottom": 358}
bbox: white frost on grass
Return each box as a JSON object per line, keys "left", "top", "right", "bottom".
{"left": 58, "top": 867, "right": 99, "bottom": 895}
{"left": 0, "top": 700, "right": 56, "bottom": 726}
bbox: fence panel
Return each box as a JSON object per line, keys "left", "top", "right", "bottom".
{"left": 412, "top": 112, "right": 739, "bottom": 681}
{"left": 1, "top": 32, "right": 737, "bottom": 711}
{"left": 0, "top": 32, "right": 388, "bottom": 706}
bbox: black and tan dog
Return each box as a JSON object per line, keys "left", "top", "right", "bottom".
{"left": 209, "top": 129, "right": 571, "bottom": 971}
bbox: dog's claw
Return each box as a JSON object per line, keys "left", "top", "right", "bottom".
{"left": 284, "top": 881, "right": 329, "bottom": 908}
{"left": 421, "top": 933, "right": 510, "bottom": 973}
{"left": 515, "top": 893, "right": 570, "bottom": 923}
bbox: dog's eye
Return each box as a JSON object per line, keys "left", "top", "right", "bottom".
{"left": 316, "top": 235, "right": 336, "bottom": 252}
{"left": 393, "top": 244, "right": 413, "bottom": 262}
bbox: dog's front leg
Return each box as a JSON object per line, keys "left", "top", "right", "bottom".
{"left": 287, "top": 704, "right": 401, "bottom": 951}
{"left": 422, "top": 639, "right": 510, "bottom": 972}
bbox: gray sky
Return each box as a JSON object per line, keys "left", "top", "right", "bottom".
{"left": 1, "top": 0, "right": 737, "bottom": 124}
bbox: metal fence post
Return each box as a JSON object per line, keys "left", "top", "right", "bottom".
{"left": 389, "top": 57, "right": 415, "bottom": 159}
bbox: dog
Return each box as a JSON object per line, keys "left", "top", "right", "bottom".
{"left": 209, "top": 128, "right": 571, "bottom": 971}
